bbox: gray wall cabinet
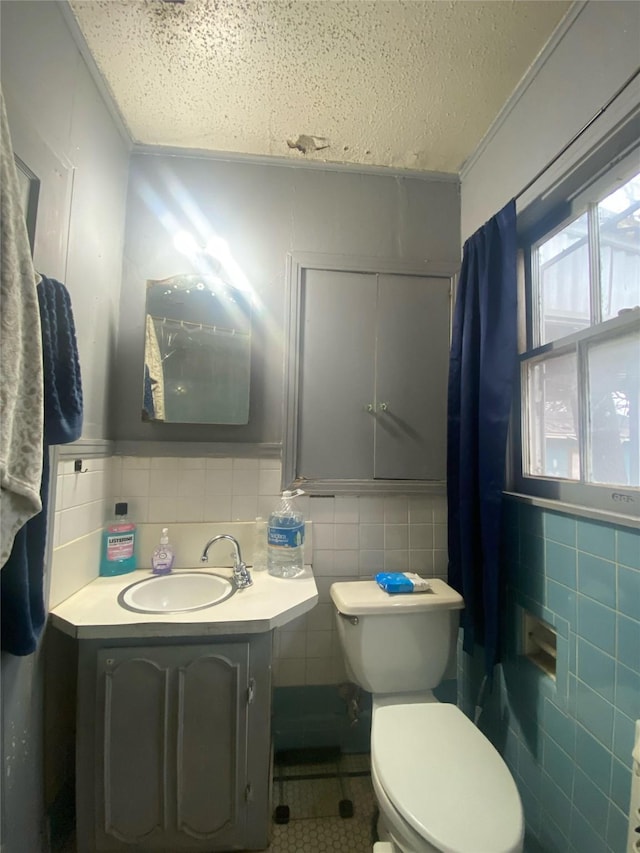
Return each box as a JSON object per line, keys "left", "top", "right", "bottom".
{"left": 76, "top": 634, "right": 272, "bottom": 852}
{"left": 284, "top": 255, "right": 454, "bottom": 493}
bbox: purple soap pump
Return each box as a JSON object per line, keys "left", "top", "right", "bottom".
{"left": 151, "top": 527, "right": 175, "bottom": 575}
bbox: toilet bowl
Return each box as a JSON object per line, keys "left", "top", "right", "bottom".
{"left": 330, "top": 579, "right": 523, "bottom": 853}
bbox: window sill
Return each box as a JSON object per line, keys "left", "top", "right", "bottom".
{"left": 504, "top": 491, "right": 639, "bottom": 530}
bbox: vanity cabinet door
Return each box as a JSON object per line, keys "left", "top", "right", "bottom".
{"left": 175, "top": 647, "right": 249, "bottom": 842}
{"left": 94, "top": 642, "right": 250, "bottom": 851}
{"left": 97, "top": 650, "right": 170, "bottom": 848}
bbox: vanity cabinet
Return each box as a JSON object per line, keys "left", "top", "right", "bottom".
{"left": 284, "top": 257, "right": 454, "bottom": 491}
{"left": 76, "top": 634, "right": 272, "bottom": 852}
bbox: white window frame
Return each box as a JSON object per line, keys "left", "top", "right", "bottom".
{"left": 512, "top": 152, "right": 640, "bottom": 523}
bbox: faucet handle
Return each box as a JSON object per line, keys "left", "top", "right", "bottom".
{"left": 233, "top": 561, "right": 253, "bottom": 589}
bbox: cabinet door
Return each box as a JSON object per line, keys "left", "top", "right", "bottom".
{"left": 298, "top": 268, "right": 377, "bottom": 479}
{"left": 97, "top": 649, "right": 170, "bottom": 848}
{"left": 95, "top": 643, "right": 249, "bottom": 851}
{"left": 175, "top": 646, "right": 249, "bottom": 843}
{"left": 375, "top": 274, "right": 450, "bottom": 480}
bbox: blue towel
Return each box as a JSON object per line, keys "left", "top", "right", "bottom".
{"left": 1, "top": 276, "right": 82, "bottom": 655}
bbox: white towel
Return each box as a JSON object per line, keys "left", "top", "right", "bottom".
{"left": 0, "top": 90, "right": 44, "bottom": 568}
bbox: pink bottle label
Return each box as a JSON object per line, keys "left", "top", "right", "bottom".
{"left": 106, "top": 522, "right": 135, "bottom": 561}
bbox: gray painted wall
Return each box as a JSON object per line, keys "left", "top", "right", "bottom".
{"left": 116, "top": 154, "right": 460, "bottom": 443}
{"left": 461, "top": 1, "right": 640, "bottom": 240}
{"left": 0, "top": 2, "right": 130, "bottom": 850}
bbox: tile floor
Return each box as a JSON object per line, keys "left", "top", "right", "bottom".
{"left": 269, "top": 751, "right": 376, "bottom": 852}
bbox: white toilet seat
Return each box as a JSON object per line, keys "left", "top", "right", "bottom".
{"left": 372, "top": 702, "right": 523, "bottom": 853}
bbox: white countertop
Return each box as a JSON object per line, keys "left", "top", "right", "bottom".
{"left": 49, "top": 566, "right": 318, "bottom": 640}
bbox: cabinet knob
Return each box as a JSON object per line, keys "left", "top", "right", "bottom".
{"left": 366, "top": 404, "right": 375, "bottom": 412}
{"left": 378, "top": 402, "right": 389, "bottom": 412}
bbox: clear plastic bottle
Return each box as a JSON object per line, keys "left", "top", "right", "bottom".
{"left": 267, "top": 490, "right": 305, "bottom": 579}
{"left": 151, "top": 527, "right": 175, "bottom": 575}
{"left": 100, "top": 502, "right": 137, "bottom": 576}
{"left": 253, "top": 517, "right": 268, "bottom": 571}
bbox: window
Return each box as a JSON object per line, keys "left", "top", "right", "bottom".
{"left": 516, "top": 162, "right": 640, "bottom": 518}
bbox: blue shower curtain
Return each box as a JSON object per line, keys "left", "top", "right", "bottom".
{"left": 447, "top": 200, "right": 517, "bottom": 677}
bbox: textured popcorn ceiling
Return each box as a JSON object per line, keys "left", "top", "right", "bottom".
{"left": 69, "top": 0, "right": 570, "bottom": 173}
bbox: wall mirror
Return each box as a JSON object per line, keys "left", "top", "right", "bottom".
{"left": 142, "top": 274, "right": 251, "bottom": 424}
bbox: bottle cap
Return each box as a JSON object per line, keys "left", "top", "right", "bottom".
{"left": 160, "top": 527, "right": 169, "bottom": 544}
{"left": 115, "top": 502, "right": 128, "bottom": 516}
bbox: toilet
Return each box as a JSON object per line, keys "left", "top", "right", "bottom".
{"left": 330, "top": 578, "right": 524, "bottom": 853}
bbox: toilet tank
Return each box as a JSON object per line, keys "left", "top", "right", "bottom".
{"left": 330, "top": 579, "right": 464, "bottom": 694}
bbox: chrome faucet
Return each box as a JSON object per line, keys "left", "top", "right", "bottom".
{"left": 200, "top": 534, "right": 253, "bottom": 589}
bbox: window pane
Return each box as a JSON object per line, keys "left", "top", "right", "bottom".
{"left": 537, "top": 214, "right": 590, "bottom": 344}
{"left": 587, "top": 332, "right": 640, "bottom": 487}
{"left": 598, "top": 172, "right": 640, "bottom": 321}
{"left": 525, "top": 352, "right": 579, "bottom": 480}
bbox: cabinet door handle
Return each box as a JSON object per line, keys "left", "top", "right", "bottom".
{"left": 366, "top": 403, "right": 375, "bottom": 413}
{"left": 378, "top": 402, "right": 389, "bottom": 412}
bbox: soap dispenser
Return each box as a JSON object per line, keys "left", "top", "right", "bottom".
{"left": 151, "top": 528, "right": 175, "bottom": 575}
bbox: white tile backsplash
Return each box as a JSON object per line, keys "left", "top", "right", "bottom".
{"left": 121, "top": 467, "right": 150, "bottom": 497}
{"left": 175, "top": 496, "right": 205, "bottom": 522}
{"left": 149, "top": 468, "right": 178, "bottom": 497}
{"left": 231, "top": 494, "right": 259, "bottom": 520}
{"left": 334, "top": 524, "right": 359, "bottom": 549}
{"left": 205, "top": 468, "right": 233, "bottom": 495}
{"left": 149, "top": 456, "right": 180, "bottom": 470}
{"left": 233, "top": 457, "right": 260, "bottom": 471}
{"left": 334, "top": 496, "right": 359, "bottom": 523}
{"left": 205, "top": 456, "right": 233, "bottom": 470}
{"left": 177, "top": 467, "right": 205, "bottom": 496}
{"left": 203, "top": 494, "right": 232, "bottom": 521}
{"left": 409, "top": 523, "right": 434, "bottom": 549}
{"left": 358, "top": 496, "right": 385, "bottom": 523}
{"left": 309, "top": 496, "right": 335, "bottom": 523}
{"left": 333, "top": 550, "right": 359, "bottom": 574}
{"left": 384, "top": 549, "right": 410, "bottom": 571}
{"left": 148, "top": 496, "right": 178, "bottom": 522}
{"left": 384, "top": 496, "right": 408, "bottom": 523}
{"left": 232, "top": 468, "right": 259, "bottom": 495}
{"left": 312, "top": 550, "right": 335, "bottom": 575}
{"left": 51, "top": 452, "right": 448, "bottom": 690}
{"left": 434, "top": 523, "right": 448, "bottom": 549}
{"left": 359, "top": 550, "right": 384, "bottom": 575}
{"left": 408, "top": 496, "right": 433, "bottom": 523}
{"left": 181, "top": 456, "right": 207, "bottom": 470}
{"left": 384, "top": 524, "right": 408, "bottom": 550}
{"left": 258, "top": 468, "right": 281, "bottom": 495}
{"left": 359, "top": 524, "right": 383, "bottom": 550}
{"left": 312, "top": 523, "right": 335, "bottom": 550}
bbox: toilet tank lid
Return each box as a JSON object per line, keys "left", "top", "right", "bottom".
{"left": 330, "top": 578, "right": 463, "bottom": 615}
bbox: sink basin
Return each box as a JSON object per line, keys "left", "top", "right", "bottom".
{"left": 118, "top": 571, "right": 236, "bottom": 614}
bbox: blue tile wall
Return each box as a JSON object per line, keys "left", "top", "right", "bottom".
{"left": 459, "top": 502, "right": 639, "bottom": 853}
